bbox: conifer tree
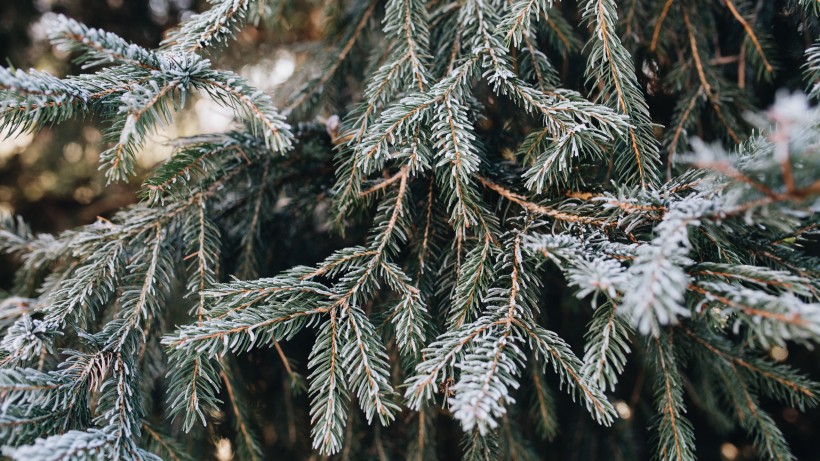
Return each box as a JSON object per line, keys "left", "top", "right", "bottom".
{"left": 0, "top": 0, "right": 819, "bottom": 459}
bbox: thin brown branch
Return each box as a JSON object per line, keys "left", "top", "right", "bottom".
{"left": 682, "top": 10, "right": 740, "bottom": 144}
{"left": 723, "top": 0, "right": 773, "bottom": 73}
{"left": 477, "top": 175, "right": 610, "bottom": 227}
{"left": 284, "top": 0, "right": 378, "bottom": 114}
{"left": 650, "top": 0, "right": 676, "bottom": 52}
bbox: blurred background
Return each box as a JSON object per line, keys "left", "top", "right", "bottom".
{"left": 0, "top": 0, "right": 327, "bottom": 287}
{"left": 0, "top": 0, "right": 320, "bottom": 231}
{"left": 1, "top": 2, "right": 819, "bottom": 460}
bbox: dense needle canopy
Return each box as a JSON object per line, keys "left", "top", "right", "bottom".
{"left": 0, "top": 0, "right": 819, "bottom": 460}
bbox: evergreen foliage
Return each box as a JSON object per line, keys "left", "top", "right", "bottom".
{"left": 1, "top": 0, "right": 819, "bottom": 459}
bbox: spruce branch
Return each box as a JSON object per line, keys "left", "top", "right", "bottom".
{"left": 581, "top": 301, "right": 633, "bottom": 392}
{"left": 646, "top": 332, "right": 696, "bottom": 461}
{"left": 162, "top": 0, "right": 255, "bottom": 53}
{"left": 582, "top": 0, "right": 661, "bottom": 188}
